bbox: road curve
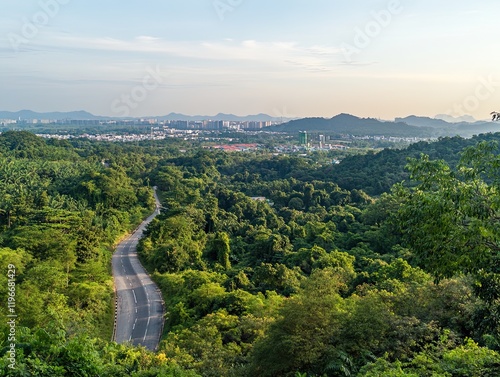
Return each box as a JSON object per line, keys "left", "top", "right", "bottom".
{"left": 112, "top": 190, "right": 164, "bottom": 351}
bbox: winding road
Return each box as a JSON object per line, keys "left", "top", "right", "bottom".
{"left": 112, "top": 190, "right": 164, "bottom": 351}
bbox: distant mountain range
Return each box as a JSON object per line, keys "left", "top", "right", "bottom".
{"left": 0, "top": 110, "right": 288, "bottom": 122}
{"left": 1, "top": 110, "right": 499, "bottom": 138}
{"left": 154, "top": 112, "right": 286, "bottom": 122}
{"left": 0, "top": 110, "right": 103, "bottom": 121}
{"left": 270, "top": 114, "right": 434, "bottom": 137}
{"left": 271, "top": 114, "right": 499, "bottom": 138}
{"left": 394, "top": 115, "right": 499, "bottom": 138}
{"left": 434, "top": 114, "right": 478, "bottom": 123}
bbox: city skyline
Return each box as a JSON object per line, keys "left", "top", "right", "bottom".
{"left": 1, "top": 0, "right": 499, "bottom": 121}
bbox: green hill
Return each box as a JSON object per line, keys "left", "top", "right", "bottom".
{"left": 319, "top": 132, "right": 500, "bottom": 195}
{"left": 270, "top": 113, "right": 435, "bottom": 137}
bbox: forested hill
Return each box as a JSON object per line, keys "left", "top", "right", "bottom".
{"left": 137, "top": 137, "right": 500, "bottom": 376}
{"left": 270, "top": 113, "right": 433, "bottom": 137}
{"left": 270, "top": 113, "right": 500, "bottom": 138}
{"left": 321, "top": 132, "right": 500, "bottom": 195}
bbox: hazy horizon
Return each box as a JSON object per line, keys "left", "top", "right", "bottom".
{"left": 1, "top": 1, "right": 499, "bottom": 120}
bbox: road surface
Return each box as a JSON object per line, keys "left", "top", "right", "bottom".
{"left": 112, "top": 190, "right": 164, "bottom": 351}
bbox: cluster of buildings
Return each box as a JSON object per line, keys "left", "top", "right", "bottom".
{"left": 34, "top": 128, "right": 273, "bottom": 144}
{"left": 1, "top": 118, "right": 104, "bottom": 126}
{"left": 0, "top": 119, "right": 18, "bottom": 126}
{"left": 298, "top": 131, "right": 350, "bottom": 151}
{"left": 1, "top": 117, "right": 278, "bottom": 131}
{"left": 163, "top": 120, "right": 275, "bottom": 131}
{"left": 207, "top": 143, "right": 260, "bottom": 152}
{"left": 36, "top": 129, "right": 203, "bottom": 142}
{"left": 351, "top": 135, "right": 435, "bottom": 143}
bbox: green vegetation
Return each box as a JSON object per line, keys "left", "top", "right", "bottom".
{"left": 2, "top": 131, "right": 500, "bottom": 376}
{"left": 322, "top": 132, "right": 500, "bottom": 195}
{"left": 0, "top": 131, "right": 197, "bottom": 376}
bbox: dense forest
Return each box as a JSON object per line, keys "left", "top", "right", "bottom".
{"left": 2, "top": 131, "right": 500, "bottom": 376}
{"left": 0, "top": 132, "right": 194, "bottom": 376}
{"left": 320, "top": 133, "right": 500, "bottom": 195}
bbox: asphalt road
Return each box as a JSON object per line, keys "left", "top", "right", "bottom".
{"left": 112, "top": 191, "right": 164, "bottom": 351}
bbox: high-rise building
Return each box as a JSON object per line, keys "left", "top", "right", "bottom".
{"left": 319, "top": 134, "right": 325, "bottom": 148}
{"left": 299, "top": 131, "right": 309, "bottom": 146}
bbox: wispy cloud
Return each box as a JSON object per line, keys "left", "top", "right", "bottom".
{"left": 9, "top": 33, "right": 349, "bottom": 72}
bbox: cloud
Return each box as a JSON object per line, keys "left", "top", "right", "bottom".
{"left": 14, "top": 33, "right": 348, "bottom": 71}
{"left": 3, "top": 32, "right": 407, "bottom": 94}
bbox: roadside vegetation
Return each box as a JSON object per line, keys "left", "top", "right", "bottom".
{"left": 2, "top": 131, "right": 500, "bottom": 375}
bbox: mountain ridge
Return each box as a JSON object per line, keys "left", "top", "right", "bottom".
{"left": 0, "top": 110, "right": 290, "bottom": 122}
{"left": 2, "top": 110, "right": 499, "bottom": 138}
{"left": 270, "top": 114, "right": 436, "bottom": 137}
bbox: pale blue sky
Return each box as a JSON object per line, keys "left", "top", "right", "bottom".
{"left": 1, "top": 0, "right": 499, "bottom": 119}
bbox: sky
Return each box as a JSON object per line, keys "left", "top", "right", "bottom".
{"left": 1, "top": 0, "right": 499, "bottom": 120}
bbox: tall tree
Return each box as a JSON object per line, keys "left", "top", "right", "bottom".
{"left": 397, "top": 141, "right": 500, "bottom": 343}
